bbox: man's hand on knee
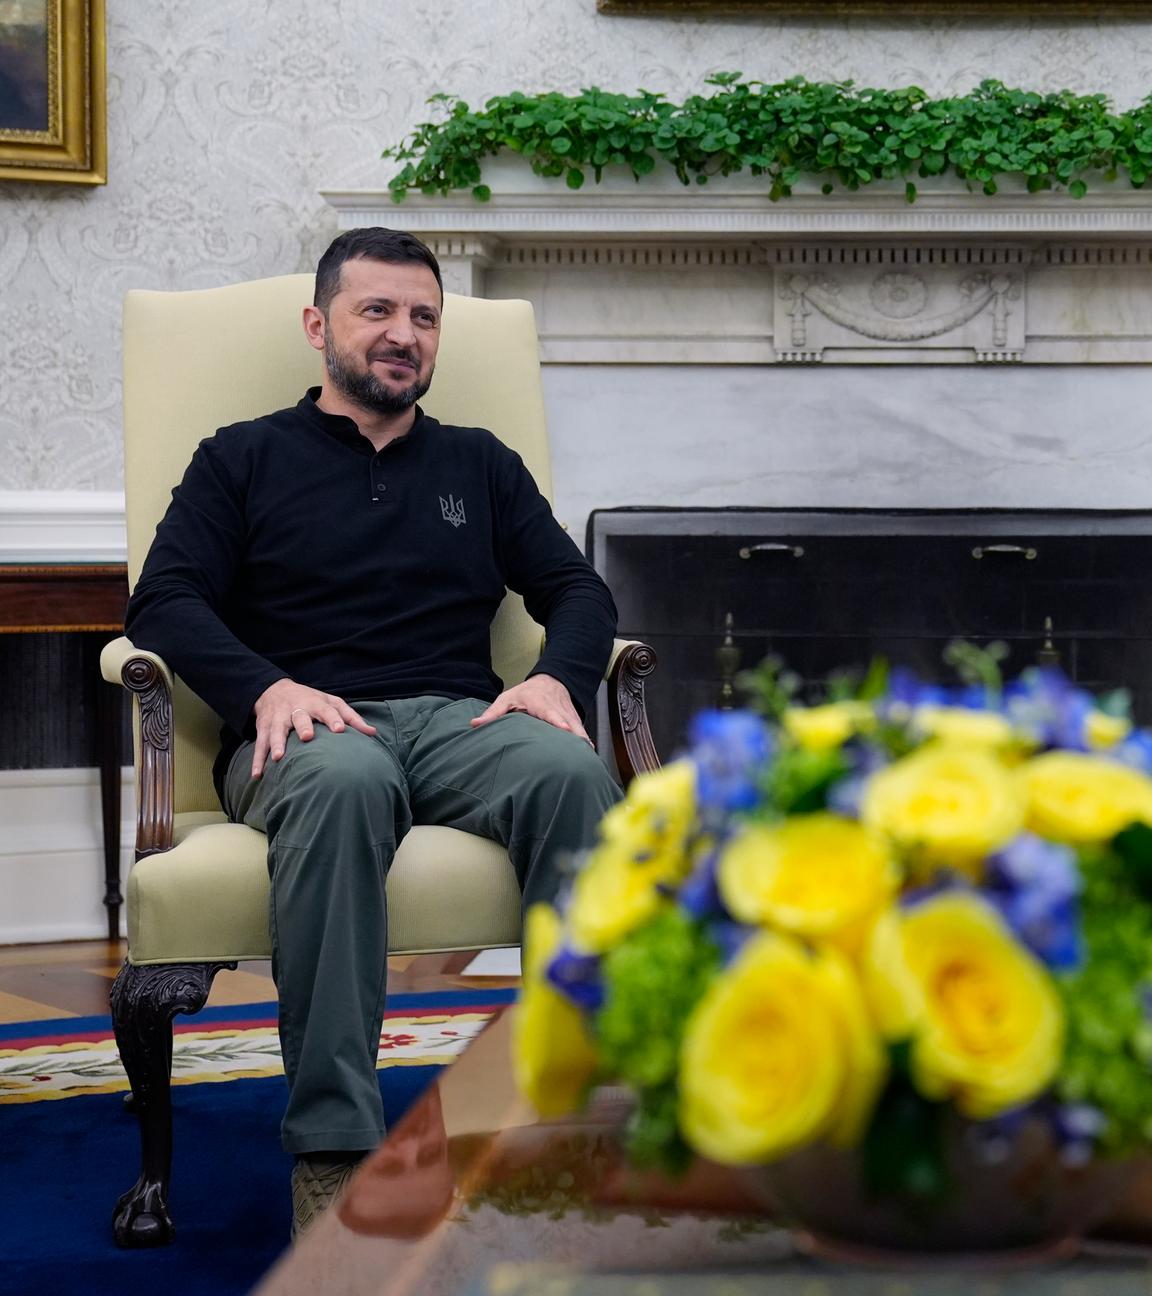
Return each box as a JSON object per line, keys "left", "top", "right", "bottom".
{"left": 251, "top": 680, "right": 378, "bottom": 777}
{"left": 470, "top": 674, "right": 593, "bottom": 747}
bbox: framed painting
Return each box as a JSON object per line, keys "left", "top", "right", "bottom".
{"left": 0, "top": 0, "right": 105, "bottom": 184}
{"left": 598, "top": 0, "right": 1152, "bottom": 13}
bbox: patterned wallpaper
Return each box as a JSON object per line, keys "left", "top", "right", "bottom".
{"left": 1, "top": 0, "right": 1151, "bottom": 491}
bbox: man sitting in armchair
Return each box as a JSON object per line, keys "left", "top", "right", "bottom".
{"left": 124, "top": 226, "right": 622, "bottom": 1235}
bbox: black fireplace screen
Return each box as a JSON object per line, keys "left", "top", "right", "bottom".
{"left": 588, "top": 508, "right": 1152, "bottom": 765}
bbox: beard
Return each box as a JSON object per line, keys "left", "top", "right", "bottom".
{"left": 324, "top": 335, "right": 433, "bottom": 416}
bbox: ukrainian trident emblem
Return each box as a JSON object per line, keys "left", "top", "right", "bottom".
{"left": 440, "top": 494, "right": 466, "bottom": 528}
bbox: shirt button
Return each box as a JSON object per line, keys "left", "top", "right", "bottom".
{"left": 375, "top": 483, "right": 386, "bottom": 491}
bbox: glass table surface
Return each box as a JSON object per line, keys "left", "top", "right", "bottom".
{"left": 254, "top": 1008, "right": 1152, "bottom": 1296}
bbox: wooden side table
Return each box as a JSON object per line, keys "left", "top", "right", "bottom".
{"left": 0, "top": 563, "right": 130, "bottom": 940}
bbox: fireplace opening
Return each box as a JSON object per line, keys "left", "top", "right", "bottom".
{"left": 589, "top": 507, "right": 1152, "bottom": 768}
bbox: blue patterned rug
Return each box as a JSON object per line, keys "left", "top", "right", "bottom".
{"left": 0, "top": 989, "right": 515, "bottom": 1296}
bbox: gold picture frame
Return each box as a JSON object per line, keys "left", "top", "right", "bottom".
{"left": 0, "top": 0, "right": 105, "bottom": 184}
{"left": 598, "top": 0, "right": 1152, "bottom": 13}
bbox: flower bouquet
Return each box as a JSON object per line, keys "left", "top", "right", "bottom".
{"left": 512, "top": 647, "right": 1152, "bottom": 1257}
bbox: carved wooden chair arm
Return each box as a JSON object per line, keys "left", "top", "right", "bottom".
{"left": 606, "top": 638, "right": 660, "bottom": 787}
{"left": 99, "top": 636, "right": 176, "bottom": 859}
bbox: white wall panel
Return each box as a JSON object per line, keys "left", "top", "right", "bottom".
{"left": 2, "top": 0, "right": 1151, "bottom": 491}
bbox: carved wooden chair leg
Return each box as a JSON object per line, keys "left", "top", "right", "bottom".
{"left": 110, "top": 959, "right": 235, "bottom": 1247}
{"left": 121, "top": 1026, "right": 175, "bottom": 1116}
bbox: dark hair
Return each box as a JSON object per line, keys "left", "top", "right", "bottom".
{"left": 314, "top": 228, "right": 443, "bottom": 312}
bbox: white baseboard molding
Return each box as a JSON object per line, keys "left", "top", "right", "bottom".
{"left": 0, "top": 490, "right": 127, "bottom": 562}
{"left": 0, "top": 766, "right": 135, "bottom": 944}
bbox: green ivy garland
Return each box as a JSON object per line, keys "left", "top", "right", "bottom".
{"left": 381, "top": 74, "right": 1152, "bottom": 205}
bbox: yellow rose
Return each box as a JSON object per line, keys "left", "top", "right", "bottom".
{"left": 512, "top": 904, "right": 599, "bottom": 1117}
{"left": 914, "top": 705, "right": 1015, "bottom": 750}
{"left": 1083, "top": 715, "right": 1129, "bottom": 756}
{"left": 597, "top": 759, "right": 697, "bottom": 883}
{"left": 567, "top": 841, "right": 668, "bottom": 954}
{"left": 783, "top": 701, "right": 870, "bottom": 753}
{"left": 862, "top": 744, "right": 1024, "bottom": 869}
{"left": 865, "top": 892, "right": 1063, "bottom": 1119}
{"left": 863, "top": 906, "right": 922, "bottom": 1040}
{"left": 819, "top": 947, "right": 890, "bottom": 1148}
{"left": 679, "top": 933, "right": 886, "bottom": 1164}
{"left": 567, "top": 760, "right": 698, "bottom": 953}
{"left": 1084, "top": 711, "right": 1132, "bottom": 751}
{"left": 718, "top": 813, "right": 898, "bottom": 957}
{"left": 1020, "top": 751, "right": 1152, "bottom": 844}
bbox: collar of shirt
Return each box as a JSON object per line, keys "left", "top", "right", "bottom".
{"left": 297, "top": 387, "right": 428, "bottom": 456}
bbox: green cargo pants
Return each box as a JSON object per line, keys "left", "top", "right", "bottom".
{"left": 222, "top": 695, "right": 621, "bottom": 1154}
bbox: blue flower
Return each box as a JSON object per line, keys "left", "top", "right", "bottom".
{"left": 678, "top": 846, "right": 725, "bottom": 920}
{"left": 827, "top": 773, "right": 867, "bottom": 819}
{"left": 953, "top": 682, "right": 997, "bottom": 711}
{"left": 971, "top": 1100, "right": 1104, "bottom": 1168}
{"left": 706, "top": 919, "right": 755, "bottom": 966}
{"left": 985, "top": 833, "right": 1082, "bottom": 970}
{"left": 1116, "top": 729, "right": 1152, "bottom": 776}
{"left": 968, "top": 1103, "right": 1031, "bottom": 1163}
{"left": 899, "top": 873, "right": 972, "bottom": 909}
{"left": 1049, "top": 1102, "right": 1106, "bottom": 1166}
{"left": 545, "top": 944, "right": 604, "bottom": 1012}
{"left": 688, "top": 709, "right": 771, "bottom": 815}
{"left": 1003, "top": 668, "right": 1093, "bottom": 751}
{"left": 878, "top": 667, "right": 946, "bottom": 720}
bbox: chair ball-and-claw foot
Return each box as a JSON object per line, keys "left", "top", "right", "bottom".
{"left": 113, "top": 1179, "right": 174, "bottom": 1248}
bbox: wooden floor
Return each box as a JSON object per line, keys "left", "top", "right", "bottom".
{"left": 0, "top": 940, "right": 519, "bottom": 1025}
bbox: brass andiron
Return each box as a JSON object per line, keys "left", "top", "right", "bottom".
{"left": 1037, "top": 616, "right": 1061, "bottom": 667}
{"left": 717, "top": 612, "right": 741, "bottom": 709}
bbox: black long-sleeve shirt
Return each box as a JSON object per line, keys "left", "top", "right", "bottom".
{"left": 126, "top": 390, "right": 617, "bottom": 788}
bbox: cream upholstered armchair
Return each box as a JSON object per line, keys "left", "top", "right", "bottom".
{"left": 102, "top": 275, "right": 659, "bottom": 1248}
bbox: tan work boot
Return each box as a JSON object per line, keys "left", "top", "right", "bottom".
{"left": 291, "top": 1153, "right": 363, "bottom": 1241}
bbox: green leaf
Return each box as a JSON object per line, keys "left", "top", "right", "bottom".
{"left": 1056, "top": 843, "right": 1152, "bottom": 1152}
{"left": 471, "top": 183, "right": 492, "bottom": 202}
{"left": 1098, "top": 688, "right": 1133, "bottom": 719}
{"left": 859, "top": 656, "right": 891, "bottom": 700}
{"left": 943, "top": 639, "right": 1008, "bottom": 696}
{"left": 1112, "top": 822, "right": 1152, "bottom": 895}
{"left": 625, "top": 1087, "right": 695, "bottom": 1175}
{"left": 565, "top": 166, "right": 585, "bottom": 189}
{"left": 380, "top": 75, "right": 1141, "bottom": 206}
{"left": 860, "top": 1072, "right": 949, "bottom": 1203}
{"left": 597, "top": 908, "right": 721, "bottom": 1161}
{"left": 762, "top": 747, "right": 850, "bottom": 816}
{"left": 1069, "top": 178, "right": 1088, "bottom": 199}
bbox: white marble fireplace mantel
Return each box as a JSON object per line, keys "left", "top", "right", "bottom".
{"left": 323, "top": 162, "right": 1152, "bottom": 366}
